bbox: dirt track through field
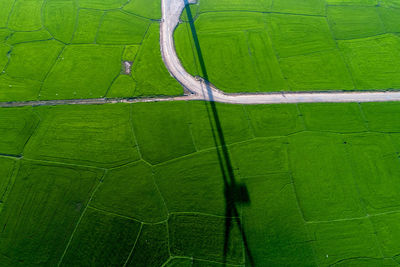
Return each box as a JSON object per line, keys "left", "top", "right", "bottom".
{"left": 2, "top": 0, "right": 400, "bottom": 108}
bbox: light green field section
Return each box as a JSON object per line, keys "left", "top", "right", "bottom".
{"left": 0, "top": 107, "right": 39, "bottom": 155}
{"left": 176, "top": 1, "right": 400, "bottom": 92}
{"left": 24, "top": 104, "right": 139, "bottom": 168}
{"left": 188, "top": 102, "right": 253, "bottom": 149}
{"left": 0, "top": 0, "right": 14, "bottom": 27}
{"left": 43, "top": 0, "right": 78, "bottom": 43}
{"left": 41, "top": 44, "right": 123, "bottom": 99}
{"left": 175, "top": 12, "right": 287, "bottom": 93}
{"left": 0, "top": 0, "right": 182, "bottom": 102}
{"left": 132, "top": 102, "right": 195, "bottom": 164}
{"left": 379, "top": 6, "right": 400, "bottom": 33}
{"left": 244, "top": 104, "right": 304, "bottom": 137}
{"left": 327, "top": 6, "right": 385, "bottom": 40}
{"left": 96, "top": 11, "right": 150, "bottom": 45}
{"left": 266, "top": 14, "right": 335, "bottom": 58}
{"left": 0, "top": 75, "right": 41, "bottom": 102}
{"left": 126, "top": 223, "right": 170, "bottom": 266}
{"left": 280, "top": 49, "right": 354, "bottom": 91}
{"left": 345, "top": 133, "right": 400, "bottom": 214}
{"left": 1, "top": 102, "right": 400, "bottom": 264}
{"left": 79, "top": 0, "right": 126, "bottom": 9}
{"left": 8, "top": 0, "right": 43, "bottom": 31}
{"left": 7, "top": 40, "right": 64, "bottom": 81}
{"left": 154, "top": 149, "right": 226, "bottom": 215}
{"left": 132, "top": 23, "right": 183, "bottom": 96}
{"left": 339, "top": 34, "right": 400, "bottom": 90}
{"left": 169, "top": 213, "right": 244, "bottom": 265}
{"left": 107, "top": 75, "right": 136, "bottom": 98}
{"left": 91, "top": 161, "right": 168, "bottom": 223}
{"left": 0, "top": 160, "right": 101, "bottom": 266}
{"left": 326, "top": 0, "right": 378, "bottom": 5}
{"left": 196, "top": 0, "right": 271, "bottom": 12}
{"left": 123, "top": 0, "right": 162, "bottom": 20}
{"left": 230, "top": 138, "right": 288, "bottom": 177}
{"left": 71, "top": 9, "right": 103, "bottom": 44}
{"left": 298, "top": 103, "right": 367, "bottom": 132}
{"left": 6, "top": 29, "right": 53, "bottom": 45}
{"left": 289, "top": 132, "right": 365, "bottom": 221}
{"left": 271, "top": 0, "right": 326, "bottom": 16}
{"left": 60, "top": 207, "right": 141, "bottom": 266}
{"left": 361, "top": 102, "right": 400, "bottom": 132}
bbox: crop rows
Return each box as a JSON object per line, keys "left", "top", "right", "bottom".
{"left": 176, "top": 0, "right": 400, "bottom": 93}
{"left": 0, "top": 0, "right": 182, "bottom": 103}
{"left": 1, "top": 101, "right": 400, "bottom": 265}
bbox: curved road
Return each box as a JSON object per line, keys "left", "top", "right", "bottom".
{"left": 159, "top": 0, "right": 400, "bottom": 104}
{"left": 1, "top": 1, "right": 400, "bottom": 108}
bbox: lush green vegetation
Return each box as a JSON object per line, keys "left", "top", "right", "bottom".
{"left": 0, "top": 0, "right": 182, "bottom": 102}
{"left": 0, "top": 101, "right": 400, "bottom": 265}
{"left": 176, "top": 0, "right": 400, "bottom": 93}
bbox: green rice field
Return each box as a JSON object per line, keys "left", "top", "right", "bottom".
{"left": 0, "top": 101, "right": 400, "bottom": 266}
{"left": 0, "top": 0, "right": 182, "bottom": 102}
{"left": 2, "top": 0, "right": 400, "bottom": 266}
{"left": 176, "top": 0, "right": 400, "bottom": 93}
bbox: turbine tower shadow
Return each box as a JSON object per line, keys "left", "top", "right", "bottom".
{"left": 182, "top": 1, "right": 254, "bottom": 266}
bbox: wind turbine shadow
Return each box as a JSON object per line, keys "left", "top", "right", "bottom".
{"left": 182, "top": 1, "right": 254, "bottom": 266}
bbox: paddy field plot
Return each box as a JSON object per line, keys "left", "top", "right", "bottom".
{"left": 0, "top": 0, "right": 182, "bottom": 102}
{"left": 0, "top": 101, "right": 400, "bottom": 265}
{"left": 176, "top": 1, "right": 400, "bottom": 93}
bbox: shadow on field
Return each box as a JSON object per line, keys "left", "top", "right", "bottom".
{"left": 183, "top": 1, "right": 255, "bottom": 266}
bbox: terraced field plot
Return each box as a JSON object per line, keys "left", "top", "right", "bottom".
{"left": 0, "top": 101, "right": 400, "bottom": 266}
{"left": 176, "top": 0, "right": 400, "bottom": 93}
{"left": 0, "top": 0, "right": 182, "bottom": 102}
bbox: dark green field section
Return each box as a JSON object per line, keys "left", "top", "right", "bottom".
{"left": 1, "top": 101, "right": 400, "bottom": 265}
{"left": 176, "top": 0, "right": 400, "bottom": 93}
{"left": 0, "top": 0, "right": 181, "bottom": 102}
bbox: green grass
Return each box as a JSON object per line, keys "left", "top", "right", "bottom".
{"left": 123, "top": 0, "right": 162, "bottom": 20}
{"left": 132, "top": 23, "right": 183, "bottom": 96}
{"left": 0, "top": 160, "right": 101, "bottom": 266}
{"left": 280, "top": 49, "right": 355, "bottom": 91}
{"left": 8, "top": 0, "right": 43, "bottom": 31}
{"left": 79, "top": 0, "right": 126, "bottom": 9}
{"left": 326, "top": 0, "right": 378, "bottom": 5}
{"left": 298, "top": 103, "right": 367, "bottom": 132}
{"left": 244, "top": 104, "right": 304, "bottom": 137}
{"left": 71, "top": 9, "right": 103, "bottom": 44}
{"left": 6, "top": 29, "right": 53, "bottom": 45}
{"left": 7, "top": 40, "right": 64, "bottom": 81}
{"left": 327, "top": 6, "right": 385, "bottom": 40}
{"left": 41, "top": 44, "right": 123, "bottom": 99}
{"left": 289, "top": 132, "right": 365, "bottom": 221}
{"left": 132, "top": 102, "right": 195, "bottom": 164}
{"left": 271, "top": 0, "right": 326, "bottom": 16}
{"left": 96, "top": 11, "right": 151, "bottom": 45}
{"left": 43, "top": 0, "right": 77, "bottom": 43}
{"left": 196, "top": 0, "right": 272, "bottom": 13}
{"left": 154, "top": 149, "right": 226, "bottom": 216}
{"left": 0, "top": 107, "right": 39, "bottom": 155}
{"left": 2, "top": 101, "right": 400, "bottom": 265}
{"left": 379, "top": 6, "right": 400, "bottom": 33}
{"left": 60, "top": 207, "right": 141, "bottom": 266}
{"left": 339, "top": 34, "right": 400, "bottom": 90}
{"left": 24, "top": 104, "right": 140, "bottom": 168}
{"left": 0, "top": 0, "right": 13, "bottom": 27}
{"left": 0, "top": 75, "right": 41, "bottom": 102}
{"left": 91, "top": 161, "right": 168, "bottom": 223}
